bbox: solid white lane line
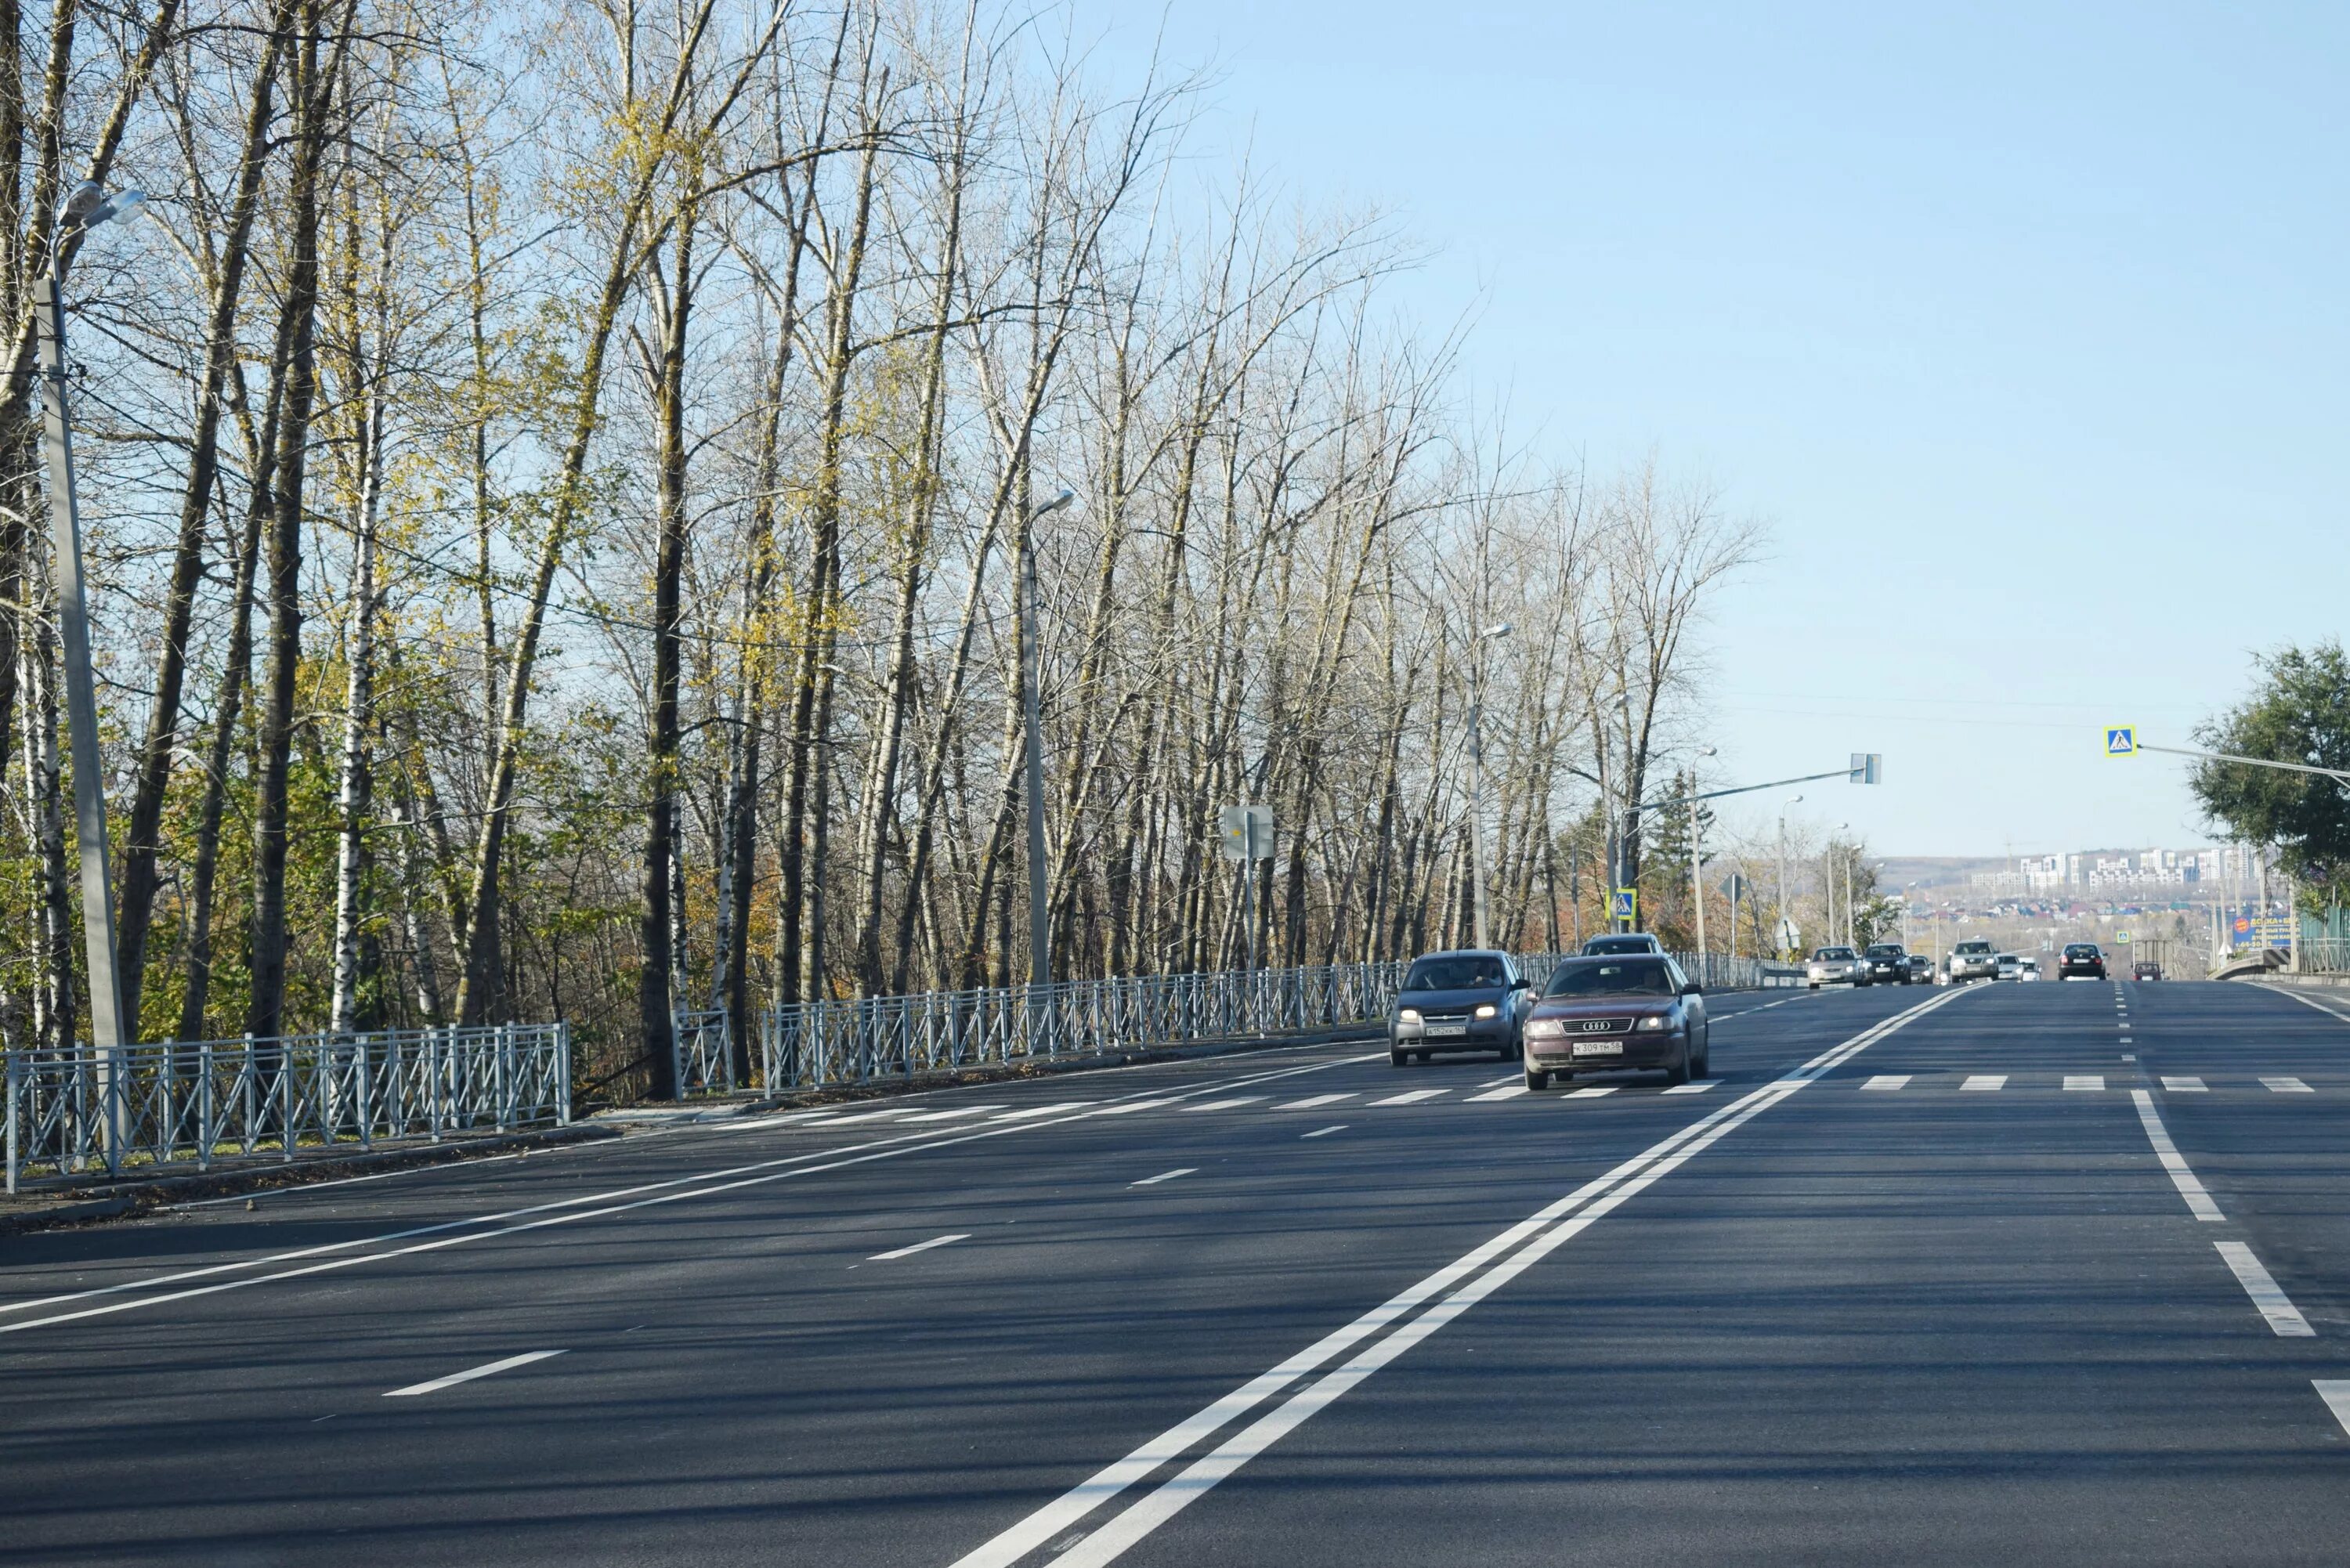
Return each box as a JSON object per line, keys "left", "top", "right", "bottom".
{"left": 1277, "top": 1093, "right": 1355, "bottom": 1110}
{"left": 1661, "top": 1082, "right": 1717, "bottom": 1094}
{"left": 2214, "top": 1241, "right": 2315, "bottom": 1336}
{"left": 2065, "top": 1075, "right": 2106, "bottom": 1092}
{"left": 0, "top": 1053, "right": 1369, "bottom": 1335}
{"left": 2131, "top": 1089, "right": 2225, "bottom": 1222}
{"left": 949, "top": 985, "right": 1972, "bottom": 1568}
{"left": 1369, "top": 1089, "right": 1447, "bottom": 1106}
{"left": 1566, "top": 1086, "right": 1617, "bottom": 1099}
{"left": 1962, "top": 1075, "right": 2007, "bottom": 1091}
{"left": 1860, "top": 1075, "right": 1910, "bottom": 1091}
{"left": 2162, "top": 1076, "right": 2208, "bottom": 1093}
{"left": 992, "top": 1104, "right": 1092, "bottom": 1122}
{"left": 1466, "top": 1086, "right": 1528, "bottom": 1102}
{"left": 1180, "top": 1097, "right": 1266, "bottom": 1113}
{"left": 2263, "top": 1077, "right": 2315, "bottom": 1093}
{"left": 870, "top": 1233, "right": 969, "bottom": 1262}
{"left": 1300, "top": 1125, "right": 1347, "bottom": 1139}
{"left": 385, "top": 1349, "right": 566, "bottom": 1398}
{"left": 2315, "top": 1382, "right": 2350, "bottom": 1437}
{"left": 1130, "top": 1169, "right": 1198, "bottom": 1187}
{"left": 1094, "top": 1100, "right": 1177, "bottom": 1116}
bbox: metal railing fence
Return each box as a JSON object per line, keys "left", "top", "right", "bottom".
{"left": 761, "top": 948, "right": 1789, "bottom": 1090}
{"left": 673, "top": 1009, "right": 734, "bottom": 1096}
{"left": 5, "top": 1022, "right": 569, "bottom": 1194}
{"left": 2296, "top": 938, "right": 2350, "bottom": 975}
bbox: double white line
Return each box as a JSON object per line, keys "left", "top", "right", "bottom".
{"left": 954, "top": 986, "right": 1967, "bottom": 1568}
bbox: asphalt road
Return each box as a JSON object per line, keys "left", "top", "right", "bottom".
{"left": 6, "top": 978, "right": 2350, "bottom": 1566}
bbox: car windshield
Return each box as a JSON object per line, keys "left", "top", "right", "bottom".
{"left": 1957, "top": 941, "right": 1992, "bottom": 953}
{"left": 1546, "top": 959, "right": 1676, "bottom": 998}
{"left": 1867, "top": 945, "right": 1901, "bottom": 957}
{"left": 1402, "top": 956, "right": 1507, "bottom": 991}
{"left": 1815, "top": 947, "right": 1855, "bottom": 960}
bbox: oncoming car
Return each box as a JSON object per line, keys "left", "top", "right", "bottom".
{"left": 1389, "top": 950, "right": 1529, "bottom": 1066}
{"left": 1994, "top": 953, "right": 2023, "bottom": 981}
{"left": 1949, "top": 939, "right": 1999, "bottom": 982}
{"left": 1582, "top": 932, "right": 1665, "bottom": 957}
{"left": 1864, "top": 943, "right": 1912, "bottom": 985}
{"left": 1807, "top": 945, "right": 1867, "bottom": 988}
{"left": 1521, "top": 955, "right": 1708, "bottom": 1090}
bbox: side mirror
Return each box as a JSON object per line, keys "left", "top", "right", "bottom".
{"left": 1683, "top": 982, "right": 1704, "bottom": 996}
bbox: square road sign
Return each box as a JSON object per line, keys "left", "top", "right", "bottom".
{"left": 2105, "top": 727, "right": 2136, "bottom": 757}
{"left": 1610, "top": 887, "right": 1638, "bottom": 923}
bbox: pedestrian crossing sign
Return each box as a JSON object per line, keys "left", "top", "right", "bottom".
{"left": 1611, "top": 887, "right": 1637, "bottom": 922}
{"left": 2105, "top": 726, "right": 2136, "bottom": 757}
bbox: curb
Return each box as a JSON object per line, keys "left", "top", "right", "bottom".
{"left": 2, "top": 1122, "right": 623, "bottom": 1234}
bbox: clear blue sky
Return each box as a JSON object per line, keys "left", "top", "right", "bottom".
{"left": 1083, "top": 0, "right": 2349, "bottom": 857}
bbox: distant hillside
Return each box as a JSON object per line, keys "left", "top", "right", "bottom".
{"left": 1878, "top": 856, "right": 2007, "bottom": 891}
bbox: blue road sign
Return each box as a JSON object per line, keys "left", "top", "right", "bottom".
{"left": 2106, "top": 726, "right": 2136, "bottom": 756}
{"left": 1611, "top": 887, "right": 1637, "bottom": 923}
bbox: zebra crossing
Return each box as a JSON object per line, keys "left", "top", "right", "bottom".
{"left": 772, "top": 1069, "right": 2332, "bottom": 1131}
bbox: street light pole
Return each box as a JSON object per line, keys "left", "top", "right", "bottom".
{"left": 1468, "top": 621, "right": 1513, "bottom": 948}
{"left": 1021, "top": 488, "right": 1075, "bottom": 990}
{"left": 1688, "top": 746, "right": 1716, "bottom": 970}
{"left": 1777, "top": 794, "right": 1803, "bottom": 959}
{"left": 37, "top": 183, "right": 143, "bottom": 1112}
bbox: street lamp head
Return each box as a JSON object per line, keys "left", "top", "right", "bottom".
{"left": 1697, "top": 745, "right": 1717, "bottom": 757}
{"left": 1480, "top": 621, "right": 1514, "bottom": 640}
{"left": 60, "top": 182, "right": 144, "bottom": 233}
{"left": 1033, "top": 488, "right": 1076, "bottom": 518}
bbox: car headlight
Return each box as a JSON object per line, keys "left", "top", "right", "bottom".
{"left": 1527, "top": 1019, "right": 1563, "bottom": 1039}
{"left": 1474, "top": 1003, "right": 1496, "bottom": 1020}
{"left": 1397, "top": 1008, "right": 1421, "bottom": 1025}
{"left": 1636, "top": 1014, "right": 1666, "bottom": 1031}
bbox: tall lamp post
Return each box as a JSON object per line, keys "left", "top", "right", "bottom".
{"left": 1687, "top": 746, "right": 1716, "bottom": 970}
{"left": 1777, "top": 793, "right": 1804, "bottom": 959}
{"left": 1021, "top": 487, "right": 1075, "bottom": 991}
{"left": 1466, "top": 620, "right": 1513, "bottom": 948}
{"left": 40, "top": 182, "right": 144, "bottom": 1099}
{"left": 1830, "top": 822, "right": 1849, "bottom": 948}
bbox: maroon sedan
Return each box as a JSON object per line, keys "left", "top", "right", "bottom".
{"left": 1522, "top": 956, "right": 1710, "bottom": 1091}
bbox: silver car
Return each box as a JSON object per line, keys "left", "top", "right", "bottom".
{"left": 1948, "top": 939, "right": 1999, "bottom": 982}
{"left": 1806, "top": 945, "right": 1867, "bottom": 988}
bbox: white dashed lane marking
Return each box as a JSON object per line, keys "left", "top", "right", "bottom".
{"left": 1277, "top": 1093, "right": 1356, "bottom": 1111}
{"left": 1371, "top": 1089, "right": 1448, "bottom": 1107}
{"left": 1961, "top": 1075, "right": 2006, "bottom": 1091}
{"left": 1861, "top": 1075, "right": 1910, "bottom": 1091}
{"left": 2263, "top": 1077, "right": 2315, "bottom": 1093}
{"left": 2064, "top": 1075, "right": 2105, "bottom": 1091}
{"left": 870, "top": 1234, "right": 968, "bottom": 1262}
{"left": 385, "top": 1349, "right": 566, "bottom": 1398}
{"left": 2215, "top": 1241, "right": 2315, "bottom": 1336}
{"left": 2162, "top": 1076, "right": 2208, "bottom": 1093}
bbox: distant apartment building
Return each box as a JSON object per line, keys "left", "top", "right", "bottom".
{"left": 1969, "top": 845, "right": 2269, "bottom": 898}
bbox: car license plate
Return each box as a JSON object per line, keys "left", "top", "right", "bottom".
{"left": 1426, "top": 1024, "right": 1467, "bottom": 1037}
{"left": 1571, "top": 1041, "right": 1623, "bottom": 1057}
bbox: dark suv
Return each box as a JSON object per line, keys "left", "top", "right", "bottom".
{"left": 2058, "top": 942, "right": 2107, "bottom": 980}
{"left": 1390, "top": 950, "right": 1530, "bottom": 1065}
{"left": 1864, "top": 943, "right": 1912, "bottom": 985}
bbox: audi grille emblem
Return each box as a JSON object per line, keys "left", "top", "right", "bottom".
{"left": 1581, "top": 1021, "right": 1611, "bottom": 1032}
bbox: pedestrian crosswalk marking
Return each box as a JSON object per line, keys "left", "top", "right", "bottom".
{"left": 1370, "top": 1089, "right": 1448, "bottom": 1106}
{"left": 2161, "top": 1076, "right": 2207, "bottom": 1093}
{"left": 1566, "top": 1086, "right": 1617, "bottom": 1098}
{"left": 2064, "top": 1075, "right": 2105, "bottom": 1091}
{"left": 1277, "top": 1093, "right": 1355, "bottom": 1110}
{"left": 1466, "top": 1085, "right": 1528, "bottom": 1101}
{"left": 2262, "top": 1076, "right": 2314, "bottom": 1093}
{"left": 1961, "top": 1075, "right": 2007, "bottom": 1091}
{"left": 1661, "top": 1082, "right": 1718, "bottom": 1094}
{"left": 1861, "top": 1075, "right": 1910, "bottom": 1091}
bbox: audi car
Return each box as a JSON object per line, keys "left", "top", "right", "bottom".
{"left": 2059, "top": 942, "right": 2108, "bottom": 980}
{"left": 1388, "top": 949, "right": 1530, "bottom": 1065}
{"left": 1521, "top": 954, "right": 1708, "bottom": 1090}
{"left": 1864, "top": 943, "right": 1913, "bottom": 984}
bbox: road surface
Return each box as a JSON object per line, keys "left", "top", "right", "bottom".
{"left": 5, "top": 979, "right": 2349, "bottom": 1565}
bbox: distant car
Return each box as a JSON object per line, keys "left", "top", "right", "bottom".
{"left": 1522, "top": 954, "right": 1708, "bottom": 1090}
{"left": 1949, "top": 939, "right": 1999, "bottom": 982}
{"left": 2133, "top": 960, "right": 2163, "bottom": 981}
{"left": 1807, "top": 945, "right": 1868, "bottom": 988}
{"left": 2018, "top": 957, "right": 2041, "bottom": 981}
{"left": 2058, "top": 942, "right": 2108, "bottom": 981}
{"left": 1905, "top": 954, "right": 1934, "bottom": 985}
{"left": 1390, "top": 950, "right": 1530, "bottom": 1065}
{"left": 1994, "top": 953, "right": 2023, "bottom": 981}
{"left": 1582, "top": 932, "right": 1665, "bottom": 956}
{"left": 1864, "top": 943, "right": 1913, "bottom": 985}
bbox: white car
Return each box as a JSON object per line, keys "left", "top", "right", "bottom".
{"left": 1994, "top": 953, "right": 2023, "bottom": 981}
{"left": 2017, "top": 957, "right": 2041, "bottom": 981}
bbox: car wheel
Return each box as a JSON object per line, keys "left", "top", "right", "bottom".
{"left": 1697, "top": 1050, "right": 1712, "bottom": 1078}
{"left": 1809, "top": 982, "right": 1819, "bottom": 991}
{"left": 1665, "top": 1046, "right": 1691, "bottom": 1086}
{"left": 1524, "top": 1068, "right": 1549, "bottom": 1091}
{"left": 1390, "top": 1048, "right": 1406, "bottom": 1068}
{"left": 1415, "top": 1050, "right": 1431, "bottom": 1064}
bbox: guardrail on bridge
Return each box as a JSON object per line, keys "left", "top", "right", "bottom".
{"left": 4, "top": 1023, "right": 569, "bottom": 1194}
